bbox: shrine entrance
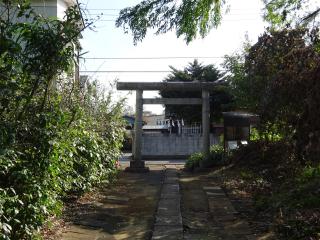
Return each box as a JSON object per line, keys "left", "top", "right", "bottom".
{"left": 117, "top": 82, "right": 220, "bottom": 172}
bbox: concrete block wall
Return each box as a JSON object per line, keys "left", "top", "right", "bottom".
{"left": 141, "top": 134, "right": 219, "bottom": 157}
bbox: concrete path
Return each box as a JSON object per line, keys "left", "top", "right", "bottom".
{"left": 151, "top": 166, "right": 183, "bottom": 240}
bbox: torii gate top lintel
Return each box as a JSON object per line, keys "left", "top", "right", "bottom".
{"left": 117, "top": 81, "right": 220, "bottom": 91}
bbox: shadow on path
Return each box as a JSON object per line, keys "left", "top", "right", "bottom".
{"left": 60, "top": 165, "right": 164, "bottom": 240}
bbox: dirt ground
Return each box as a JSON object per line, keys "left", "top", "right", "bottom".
{"left": 54, "top": 163, "right": 164, "bottom": 240}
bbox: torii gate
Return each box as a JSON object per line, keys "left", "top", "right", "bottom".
{"left": 117, "top": 81, "right": 220, "bottom": 172}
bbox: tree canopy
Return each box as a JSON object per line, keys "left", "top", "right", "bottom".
{"left": 116, "top": 0, "right": 320, "bottom": 44}
{"left": 224, "top": 27, "right": 320, "bottom": 162}
{"left": 264, "top": 0, "right": 320, "bottom": 27}
{"left": 116, "top": 0, "right": 225, "bottom": 44}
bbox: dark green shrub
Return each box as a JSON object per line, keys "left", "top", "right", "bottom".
{"left": 298, "top": 165, "right": 320, "bottom": 183}
{"left": 204, "top": 145, "right": 225, "bottom": 167}
{"left": 122, "top": 130, "right": 133, "bottom": 151}
{"left": 185, "top": 152, "right": 202, "bottom": 171}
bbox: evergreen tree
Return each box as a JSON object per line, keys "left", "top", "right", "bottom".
{"left": 159, "top": 60, "right": 233, "bottom": 123}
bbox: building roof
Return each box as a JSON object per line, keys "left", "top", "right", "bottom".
{"left": 223, "top": 112, "right": 259, "bottom": 127}
{"left": 223, "top": 112, "right": 257, "bottom": 119}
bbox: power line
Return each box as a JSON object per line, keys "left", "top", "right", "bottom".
{"left": 83, "top": 56, "right": 224, "bottom": 60}
{"left": 80, "top": 69, "right": 224, "bottom": 73}
{"left": 96, "top": 18, "right": 260, "bottom": 22}
{"left": 86, "top": 8, "right": 259, "bottom": 11}
{"left": 79, "top": 70, "right": 172, "bottom": 73}
{"left": 87, "top": 8, "right": 121, "bottom": 11}
{"left": 88, "top": 13, "right": 260, "bottom": 17}
{"left": 88, "top": 14, "right": 119, "bottom": 16}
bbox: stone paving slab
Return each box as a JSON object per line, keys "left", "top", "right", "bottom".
{"left": 161, "top": 192, "right": 180, "bottom": 199}
{"left": 157, "top": 198, "right": 180, "bottom": 214}
{"left": 152, "top": 226, "right": 183, "bottom": 240}
{"left": 164, "top": 176, "right": 179, "bottom": 183}
{"left": 206, "top": 192, "right": 227, "bottom": 197}
{"left": 203, "top": 185, "right": 253, "bottom": 239}
{"left": 203, "top": 186, "right": 222, "bottom": 191}
{"left": 208, "top": 201, "right": 237, "bottom": 216}
{"left": 161, "top": 183, "right": 180, "bottom": 194}
{"left": 151, "top": 166, "right": 183, "bottom": 240}
{"left": 183, "top": 233, "right": 224, "bottom": 240}
{"left": 155, "top": 215, "right": 182, "bottom": 226}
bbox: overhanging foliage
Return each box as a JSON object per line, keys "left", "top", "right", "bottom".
{"left": 116, "top": 0, "right": 225, "bottom": 44}
{"left": 0, "top": 1, "right": 125, "bottom": 238}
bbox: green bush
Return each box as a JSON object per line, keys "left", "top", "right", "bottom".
{"left": 205, "top": 145, "right": 225, "bottom": 167}
{"left": 298, "top": 165, "right": 320, "bottom": 183}
{"left": 185, "top": 145, "right": 225, "bottom": 171}
{"left": 122, "top": 130, "right": 133, "bottom": 151}
{"left": 185, "top": 152, "right": 202, "bottom": 171}
{"left": 250, "top": 126, "right": 283, "bottom": 142}
{"left": 0, "top": 96, "right": 124, "bottom": 239}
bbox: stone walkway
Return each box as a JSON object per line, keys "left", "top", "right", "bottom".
{"left": 180, "top": 171, "right": 256, "bottom": 240}
{"left": 204, "top": 185, "right": 253, "bottom": 240}
{"left": 152, "top": 166, "right": 183, "bottom": 240}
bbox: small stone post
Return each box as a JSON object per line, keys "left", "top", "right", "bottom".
{"left": 201, "top": 90, "right": 210, "bottom": 167}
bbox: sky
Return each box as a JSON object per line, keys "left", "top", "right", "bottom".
{"left": 78, "top": 0, "right": 268, "bottom": 115}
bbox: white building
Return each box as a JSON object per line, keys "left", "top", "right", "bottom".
{"left": 143, "top": 112, "right": 165, "bottom": 126}
{"left": 30, "top": 0, "right": 84, "bottom": 84}
{"left": 1, "top": 0, "right": 83, "bottom": 82}
{"left": 0, "top": 0, "right": 81, "bottom": 21}
{"left": 31, "top": 0, "right": 80, "bottom": 19}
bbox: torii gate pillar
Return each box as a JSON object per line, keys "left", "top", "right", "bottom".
{"left": 201, "top": 90, "right": 210, "bottom": 167}
{"left": 126, "top": 90, "right": 149, "bottom": 172}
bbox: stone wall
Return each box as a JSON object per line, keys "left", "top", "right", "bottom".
{"left": 141, "top": 133, "right": 219, "bottom": 159}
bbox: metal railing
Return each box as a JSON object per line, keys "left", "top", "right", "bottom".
{"left": 181, "top": 125, "right": 202, "bottom": 135}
